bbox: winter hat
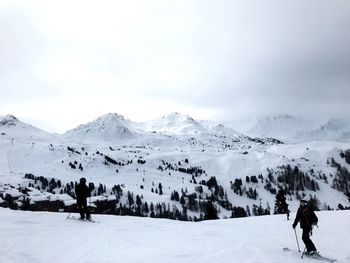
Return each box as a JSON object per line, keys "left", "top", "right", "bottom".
{"left": 80, "top": 177, "right": 86, "bottom": 184}
{"left": 300, "top": 198, "right": 308, "bottom": 207}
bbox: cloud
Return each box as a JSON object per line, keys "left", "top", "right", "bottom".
{"left": 1, "top": 0, "right": 350, "bottom": 131}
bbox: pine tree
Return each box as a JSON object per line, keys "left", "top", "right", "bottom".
{"left": 308, "top": 195, "right": 321, "bottom": 211}
{"left": 127, "top": 191, "right": 134, "bottom": 208}
{"left": 158, "top": 183, "right": 163, "bottom": 195}
{"left": 274, "top": 189, "right": 289, "bottom": 215}
{"left": 245, "top": 205, "right": 251, "bottom": 216}
{"left": 180, "top": 195, "right": 186, "bottom": 205}
{"left": 204, "top": 201, "right": 218, "bottom": 220}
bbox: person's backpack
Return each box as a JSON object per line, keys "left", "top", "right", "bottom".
{"left": 302, "top": 207, "right": 318, "bottom": 226}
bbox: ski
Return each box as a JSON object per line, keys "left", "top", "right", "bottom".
{"left": 283, "top": 247, "right": 336, "bottom": 262}
{"left": 67, "top": 216, "right": 100, "bottom": 223}
{"left": 304, "top": 253, "right": 337, "bottom": 262}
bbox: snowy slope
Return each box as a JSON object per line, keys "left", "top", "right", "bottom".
{"left": 0, "top": 208, "right": 349, "bottom": 263}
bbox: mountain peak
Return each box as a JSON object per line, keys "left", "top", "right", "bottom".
{"left": 162, "top": 112, "right": 192, "bottom": 120}
{"left": 0, "top": 115, "right": 19, "bottom": 126}
{"left": 0, "top": 114, "right": 57, "bottom": 140}
{"left": 143, "top": 112, "right": 205, "bottom": 135}
{"left": 64, "top": 113, "right": 138, "bottom": 141}
{"left": 98, "top": 113, "right": 126, "bottom": 122}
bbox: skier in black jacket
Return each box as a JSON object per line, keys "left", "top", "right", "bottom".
{"left": 75, "top": 177, "right": 91, "bottom": 220}
{"left": 293, "top": 199, "right": 318, "bottom": 255}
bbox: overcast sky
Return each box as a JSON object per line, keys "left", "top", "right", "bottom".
{"left": 1, "top": 0, "right": 350, "bottom": 133}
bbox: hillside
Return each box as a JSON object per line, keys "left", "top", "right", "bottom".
{"left": 0, "top": 208, "right": 349, "bottom": 263}
{"left": 0, "top": 113, "right": 350, "bottom": 222}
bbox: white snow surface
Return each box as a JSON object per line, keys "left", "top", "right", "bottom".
{"left": 0, "top": 208, "right": 349, "bottom": 263}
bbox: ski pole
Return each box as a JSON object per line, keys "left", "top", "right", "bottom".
{"left": 301, "top": 247, "right": 307, "bottom": 259}
{"left": 66, "top": 212, "right": 71, "bottom": 220}
{"left": 294, "top": 228, "right": 301, "bottom": 252}
{"left": 66, "top": 204, "right": 78, "bottom": 220}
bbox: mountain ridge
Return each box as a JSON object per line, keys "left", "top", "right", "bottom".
{"left": 3, "top": 113, "right": 350, "bottom": 143}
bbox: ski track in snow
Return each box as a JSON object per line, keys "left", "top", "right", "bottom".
{"left": 0, "top": 208, "right": 349, "bottom": 263}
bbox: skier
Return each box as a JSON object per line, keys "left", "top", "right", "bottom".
{"left": 292, "top": 198, "right": 318, "bottom": 255}
{"left": 275, "top": 189, "right": 290, "bottom": 220}
{"left": 286, "top": 208, "right": 290, "bottom": 221}
{"left": 75, "top": 177, "right": 91, "bottom": 220}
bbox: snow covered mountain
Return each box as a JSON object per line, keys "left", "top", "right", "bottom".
{"left": 308, "top": 118, "right": 350, "bottom": 142}
{"left": 140, "top": 112, "right": 247, "bottom": 146}
{"left": 209, "top": 124, "right": 242, "bottom": 137}
{"left": 199, "top": 119, "right": 243, "bottom": 137}
{"left": 0, "top": 114, "right": 22, "bottom": 127}
{"left": 141, "top": 112, "right": 207, "bottom": 135}
{"left": 0, "top": 114, "right": 59, "bottom": 141}
{"left": 226, "top": 114, "right": 319, "bottom": 141}
{"left": 0, "top": 112, "right": 350, "bottom": 225}
{"left": 228, "top": 114, "right": 350, "bottom": 143}
{"left": 64, "top": 113, "right": 141, "bottom": 141}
